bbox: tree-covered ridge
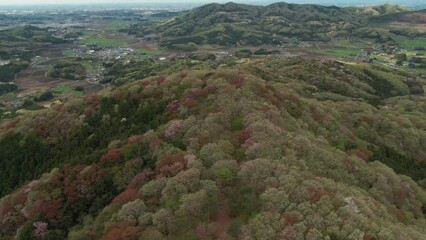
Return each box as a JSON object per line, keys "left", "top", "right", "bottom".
{"left": 96, "top": 57, "right": 426, "bottom": 180}
{"left": 47, "top": 61, "right": 87, "bottom": 80}
{"left": 132, "top": 2, "right": 409, "bottom": 47}
{"left": 242, "top": 58, "right": 424, "bottom": 101}
{"left": 0, "top": 57, "right": 425, "bottom": 239}
{"left": 0, "top": 26, "right": 67, "bottom": 82}
{"left": 0, "top": 85, "right": 169, "bottom": 197}
{"left": 0, "top": 26, "right": 65, "bottom": 61}
{"left": 370, "top": 9, "right": 426, "bottom": 24}
{"left": 0, "top": 26, "right": 64, "bottom": 44}
{"left": 368, "top": 10, "right": 426, "bottom": 39}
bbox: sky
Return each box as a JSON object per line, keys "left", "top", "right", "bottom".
{"left": 0, "top": 0, "right": 424, "bottom": 7}
{"left": 0, "top": 0, "right": 204, "bottom": 4}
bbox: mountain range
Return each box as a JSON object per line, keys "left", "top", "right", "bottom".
{"left": 133, "top": 2, "right": 424, "bottom": 48}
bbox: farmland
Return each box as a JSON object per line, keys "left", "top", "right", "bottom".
{"left": 81, "top": 34, "right": 128, "bottom": 47}
{"left": 394, "top": 36, "right": 426, "bottom": 50}
{"left": 312, "top": 48, "right": 364, "bottom": 57}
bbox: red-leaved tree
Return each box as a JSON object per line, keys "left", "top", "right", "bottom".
{"left": 112, "top": 189, "right": 140, "bottom": 205}
{"left": 28, "top": 199, "right": 64, "bottom": 223}
{"left": 100, "top": 149, "right": 123, "bottom": 164}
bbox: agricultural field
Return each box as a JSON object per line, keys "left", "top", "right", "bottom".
{"left": 312, "top": 48, "right": 364, "bottom": 57}
{"left": 62, "top": 50, "right": 75, "bottom": 58}
{"left": 331, "top": 39, "right": 373, "bottom": 49}
{"left": 51, "top": 85, "right": 84, "bottom": 97}
{"left": 50, "top": 85, "right": 75, "bottom": 93}
{"left": 394, "top": 36, "right": 426, "bottom": 50}
{"left": 81, "top": 34, "right": 128, "bottom": 47}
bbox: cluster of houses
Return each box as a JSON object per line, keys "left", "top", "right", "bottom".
{"left": 70, "top": 46, "right": 135, "bottom": 61}
{"left": 86, "top": 72, "right": 104, "bottom": 83}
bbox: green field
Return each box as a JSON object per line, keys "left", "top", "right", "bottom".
{"left": 371, "top": 55, "right": 387, "bottom": 61}
{"left": 51, "top": 85, "right": 74, "bottom": 93}
{"left": 313, "top": 49, "right": 363, "bottom": 57}
{"left": 62, "top": 50, "right": 75, "bottom": 57}
{"left": 71, "top": 91, "right": 84, "bottom": 97}
{"left": 81, "top": 35, "right": 128, "bottom": 47}
{"left": 80, "top": 61, "right": 94, "bottom": 71}
{"left": 51, "top": 85, "right": 84, "bottom": 97}
{"left": 394, "top": 36, "right": 426, "bottom": 50}
{"left": 403, "top": 51, "right": 426, "bottom": 57}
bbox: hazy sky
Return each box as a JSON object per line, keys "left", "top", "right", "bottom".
{"left": 0, "top": 0, "right": 206, "bottom": 4}
{"left": 0, "top": 0, "right": 423, "bottom": 6}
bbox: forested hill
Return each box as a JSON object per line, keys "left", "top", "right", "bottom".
{"left": 131, "top": 2, "right": 409, "bottom": 47}
{"left": 379, "top": 9, "right": 426, "bottom": 22}
{"left": 0, "top": 57, "right": 425, "bottom": 239}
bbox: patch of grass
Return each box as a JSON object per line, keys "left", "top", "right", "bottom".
{"left": 404, "top": 51, "right": 426, "bottom": 57}
{"left": 51, "top": 86, "right": 84, "bottom": 97}
{"left": 51, "top": 85, "right": 74, "bottom": 93}
{"left": 71, "top": 91, "right": 84, "bottom": 97}
{"left": 80, "top": 61, "right": 94, "bottom": 71}
{"left": 313, "top": 49, "right": 363, "bottom": 57}
{"left": 199, "top": 44, "right": 214, "bottom": 49}
{"left": 62, "top": 50, "right": 75, "bottom": 57}
{"left": 81, "top": 31, "right": 92, "bottom": 36}
{"left": 333, "top": 39, "right": 352, "bottom": 46}
{"left": 394, "top": 36, "right": 426, "bottom": 50}
{"left": 371, "top": 55, "right": 387, "bottom": 61}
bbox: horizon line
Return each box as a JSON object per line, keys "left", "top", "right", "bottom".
{"left": 0, "top": 1, "right": 423, "bottom": 9}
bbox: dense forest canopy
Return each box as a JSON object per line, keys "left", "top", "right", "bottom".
{"left": 0, "top": 56, "right": 425, "bottom": 239}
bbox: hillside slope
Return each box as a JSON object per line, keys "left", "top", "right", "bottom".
{"left": 370, "top": 9, "right": 426, "bottom": 24}
{"left": 133, "top": 2, "right": 408, "bottom": 47}
{"left": 369, "top": 10, "right": 426, "bottom": 37}
{"left": 0, "top": 57, "right": 425, "bottom": 239}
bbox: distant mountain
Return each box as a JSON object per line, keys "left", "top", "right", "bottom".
{"left": 371, "top": 9, "right": 426, "bottom": 23}
{"left": 133, "top": 2, "right": 409, "bottom": 47}
{"left": 250, "top": 0, "right": 426, "bottom": 9}
{"left": 367, "top": 9, "right": 426, "bottom": 37}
